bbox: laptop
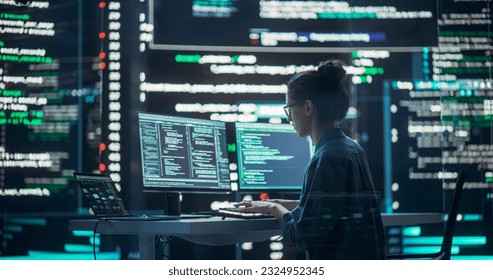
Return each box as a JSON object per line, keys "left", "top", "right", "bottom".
{"left": 73, "top": 172, "right": 178, "bottom": 220}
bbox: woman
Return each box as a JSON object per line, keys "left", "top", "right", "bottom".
{"left": 234, "top": 59, "right": 386, "bottom": 259}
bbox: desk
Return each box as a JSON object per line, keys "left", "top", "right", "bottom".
{"left": 69, "top": 213, "right": 441, "bottom": 259}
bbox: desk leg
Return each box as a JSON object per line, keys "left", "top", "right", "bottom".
{"left": 138, "top": 234, "right": 155, "bottom": 260}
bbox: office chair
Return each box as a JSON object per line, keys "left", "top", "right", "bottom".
{"left": 387, "top": 170, "right": 466, "bottom": 260}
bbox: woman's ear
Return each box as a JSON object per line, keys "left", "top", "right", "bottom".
{"left": 304, "top": 99, "right": 314, "bottom": 117}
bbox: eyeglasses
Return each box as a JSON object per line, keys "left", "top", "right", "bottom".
{"left": 283, "top": 102, "right": 303, "bottom": 118}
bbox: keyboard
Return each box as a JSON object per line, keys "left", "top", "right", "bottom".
{"left": 212, "top": 207, "right": 275, "bottom": 219}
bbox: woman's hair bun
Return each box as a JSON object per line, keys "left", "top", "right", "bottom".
{"left": 317, "top": 60, "right": 347, "bottom": 85}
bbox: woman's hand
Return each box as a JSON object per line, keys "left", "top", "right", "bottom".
{"left": 265, "top": 199, "right": 299, "bottom": 211}
{"left": 233, "top": 200, "right": 290, "bottom": 221}
{"left": 233, "top": 200, "right": 279, "bottom": 215}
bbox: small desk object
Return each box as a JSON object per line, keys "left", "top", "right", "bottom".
{"left": 69, "top": 213, "right": 442, "bottom": 259}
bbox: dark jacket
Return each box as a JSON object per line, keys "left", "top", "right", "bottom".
{"left": 281, "top": 127, "right": 386, "bottom": 259}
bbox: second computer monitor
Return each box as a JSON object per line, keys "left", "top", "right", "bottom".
{"left": 235, "top": 122, "right": 312, "bottom": 192}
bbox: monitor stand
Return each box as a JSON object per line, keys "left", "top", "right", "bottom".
{"left": 164, "top": 192, "right": 181, "bottom": 216}
{"left": 154, "top": 192, "right": 210, "bottom": 219}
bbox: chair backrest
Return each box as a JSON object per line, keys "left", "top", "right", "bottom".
{"left": 439, "top": 170, "right": 466, "bottom": 260}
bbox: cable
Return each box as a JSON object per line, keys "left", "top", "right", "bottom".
{"left": 154, "top": 235, "right": 162, "bottom": 257}
{"left": 155, "top": 235, "right": 190, "bottom": 259}
{"left": 156, "top": 235, "right": 171, "bottom": 259}
{"left": 92, "top": 217, "right": 170, "bottom": 260}
{"left": 92, "top": 218, "right": 107, "bottom": 260}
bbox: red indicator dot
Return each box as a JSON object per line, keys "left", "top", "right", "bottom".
{"left": 99, "top": 32, "right": 106, "bottom": 39}
{"left": 250, "top": 39, "right": 259, "bottom": 45}
{"left": 99, "top": 2, "right": 106, "bottom": 9}
{"left": 260, "top": 192, "right": 269, "bottom": 200}
{"left": 99, "top": 163, "right": 106, "bottom": 172}
{"left": 99, "top": 142, "right": 106, "bottom": 151}
{"left": 99, "top": 52, "right": 106, "bottom": 59}
{"left": 99, "top": 62, "right": 106, "bottom": 69}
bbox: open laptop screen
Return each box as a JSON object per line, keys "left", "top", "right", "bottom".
{"left": 74, "top": 172, "right": 131, "bottom": 217}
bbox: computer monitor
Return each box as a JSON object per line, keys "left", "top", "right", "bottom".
{"left": 235, "top": 122, "right": 312, "bottom": 193}
{"left": 138, "top": 113, "right": 231, "bottom": 195}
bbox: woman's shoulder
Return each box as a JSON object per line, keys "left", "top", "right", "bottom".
{"left": 311, "top": 146, "right": 354, "bottom": 169}
{"left": 318, "top": 135, "right": 364, "bottom": 154}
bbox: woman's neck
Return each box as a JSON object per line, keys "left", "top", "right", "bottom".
{"left": 310, "top": 121, "right": 335, "bottom": 145}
